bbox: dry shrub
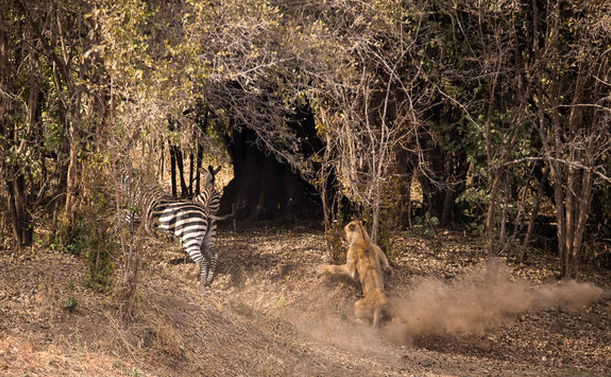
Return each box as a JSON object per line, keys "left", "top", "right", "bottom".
{"left": 143, "top": 309, "right": 184, "bottom": 357}
{"left": 106, "top": 298, "right": 186, "bottom": 360}
{"left": 324, "top": 222, "right": 346, "bottom": 264}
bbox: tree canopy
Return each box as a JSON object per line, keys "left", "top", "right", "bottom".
{"left": 1, "top": 0, "right": 610, "bottom": 279}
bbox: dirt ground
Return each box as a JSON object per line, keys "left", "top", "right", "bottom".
{"left": 1, "top": 227, "right": 610, "bottom": 376}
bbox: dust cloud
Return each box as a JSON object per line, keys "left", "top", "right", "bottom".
{"left": 294, "top": 283, "right": 391, "bottom": 356}
{"left": 385, "top": 259, "right": 606, "bottom": 342}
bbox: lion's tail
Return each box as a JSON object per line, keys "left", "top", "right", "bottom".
{"left": 372, "top": 297, "right": 393, "bottom": 328}
{"left": 372, "top": 305, "right": 382, "bottom": 328}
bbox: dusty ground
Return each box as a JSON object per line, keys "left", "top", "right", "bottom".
{"left": 1, "top": 227, "right": 610, "bottom": 376}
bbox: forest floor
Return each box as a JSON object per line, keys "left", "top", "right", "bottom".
{"left": 1, "top": 226, "right": 610, "bottom": 377}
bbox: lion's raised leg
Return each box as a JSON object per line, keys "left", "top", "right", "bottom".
{"left": 318, "top": 244, "right": 358, "bottom": 281}
{"left": 318, "top": 262, "right": 357, "bottom": 281}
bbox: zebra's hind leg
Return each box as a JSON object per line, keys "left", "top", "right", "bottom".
{"left": 204, "top": 248, "right": 219, "bottom": 286}
{"left": 198, "top": 257, "right": 209, "bottom": 287}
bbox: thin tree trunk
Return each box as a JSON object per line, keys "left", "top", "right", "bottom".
{"left": 170, "top": 142, "right": 177, "bottom": 197}
{"left": 167, "top": 119, "right": 188, "bottom": 198}
{"left": 188, "top": 151, "right": 194, "bottom": 197}
{"left": 0, "top": 20, "right": 36, "bottom": 247}
{"left": 524, "top": 167, "right": 548, "bottom": 249}
{"left": 176, "top": 148, "right": 187, "bottom": 197}
{"left": 563, "top": 162, "right": 577, "bottom": 277}
{"left": 6, "top": 177, "right": 33, "bottom": 246}
{"left": 406, "top": 173, "right": 413, "bottom": 229}
{"left": 321, "top": 133, "right": 333, "bottom": 234}
{"left": 159, "top": 139, "right": 165, "bottom": 180}
{"left": 485, "top": 169, "right": 504, "bottom": 256}
{"left": 498, "top": 174, "right": 510, "bottom": 247}
{"left": 63, "top": 119, "right": 81, "bottom": 235}
{"left": 371, "top": 182, "right": 381, "bottom": 243}
{"left": 569, "top": 167, "right": 593, "bottom": 277}
{"left": 196, "top": 141, "right": 203, "bottom": 194}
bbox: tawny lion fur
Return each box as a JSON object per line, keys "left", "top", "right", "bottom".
{"left": 318, "top": 220, "right": 392, "bottom": 327}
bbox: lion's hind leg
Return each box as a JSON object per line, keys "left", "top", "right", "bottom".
{"left": 354, "top": 297, "right": 374, "bottom": 324}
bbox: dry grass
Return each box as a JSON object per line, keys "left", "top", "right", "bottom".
{"left": 1, "top": 228, "right": 609, "bottom": 376}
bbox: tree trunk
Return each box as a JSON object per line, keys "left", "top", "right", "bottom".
{"left": 559, "top": 165, "right": 594, "bottom": 279}
{"left": 485, "top": 169, "right": 504, "bottom": 256}
{"left": 63, "top": 121, "right": 81, "bottom": 235}
{"left": 170, "top": 141, "right": 177, "bottom": 197}
{"left": 195, "top": 141, "right": 204, "bottom": 194}
{"left": 167, "top": 117, "right": 189, "bottom": 198}
{"left": 188, "top": 151, "right": 194, "bottom": 196}
{"left": 388, "top": 150, "right": 413, "bottom": 230}
{"left": 498, "top": 174, "right": 510, "bottom": 247}
{"left": 370, "top": 182, "right": 381, "bottom": 243}
{"left": 176, "top": 148, "right": 187, "bottom": 197}
{"left": 417, "top": 155, "right": 467, "bottom": 228}
{"left": 219, "top": 127, "right": 321, "bottom": 223}
{"left": 0, "top": 17, "right": 36, "bottom": 247}
{"left": 524, "top": 167, "right": 548, "bottom": 249}
{"left": 5, "top": 176, "right": 33, "bottom": 247}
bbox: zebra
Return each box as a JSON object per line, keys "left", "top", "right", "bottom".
{"left": 149, "top": 165, "right": 222, "bottom": 286}
{"left": 194, "top": 165, "right": 221, "bottom": 216}
{"left": 113, "top": 165, "right": 222, "bottom": 286}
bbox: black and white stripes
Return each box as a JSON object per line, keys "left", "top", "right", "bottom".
{"left": 114, "top": 165, "right": 222, "bottom": 286}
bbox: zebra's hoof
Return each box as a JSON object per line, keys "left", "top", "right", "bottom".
{"left": 199, "top": 282, "right": 211, "bottom": 289}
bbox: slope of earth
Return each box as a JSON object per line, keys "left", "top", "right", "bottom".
{"left": 1, "top": 227, "right": 609, "bottom": 376}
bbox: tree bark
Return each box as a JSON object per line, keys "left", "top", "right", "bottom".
{"left": 219, "top": 127, "right": 321, "bottom": 223}
{"left": 63, "top": 121, "right": 81, "bottom": 233}
{"left": 524, "top": 167, "right": 548, "bottom": 249}
{"left": 485, "top": 169, "right": 504, "bottom": 256}
{"left": 167, "top": 117, "right": 189, "bottom": 198}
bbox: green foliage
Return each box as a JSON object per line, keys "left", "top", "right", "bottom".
{"left": 49, "top": 220, "right": 87, "bottom": 256}
{"left": 52, "top": 219, "right": 116, "bottom": 292}
{"left": 413, "top": 212, "right": 440, "bottom": 237}
{"left": 81, "top": 160, "right": 117, "bottom": 292}
{"left": 456, "top": 187, "right": 489, "bottom": 225}
{"left": 49, "top": 158, "right": 117, "bottom": 292}
{"left": 60, "top": 296, "right": 78, "bottom": 311}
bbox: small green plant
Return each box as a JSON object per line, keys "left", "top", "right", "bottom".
{"left": 413, "top": 211, "right": 440, "bottom": 236}
{"left": 130, "top": 367, "right": 141, "bottom": 377}
{"left": 62, "top": 220, "right": 89, "bottom": 256}
{"left": 60, "top": 296, "right": 77, "bottom": 311}
{"left": 112, "top": 360, "right": 122, "bottom": 368}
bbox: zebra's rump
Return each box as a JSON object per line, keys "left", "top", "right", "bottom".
{"left": 151, "top": 205, "right": 211, "bottom": 237}
{"left": 149, "top": 199, "right": 215, "bottom": 264}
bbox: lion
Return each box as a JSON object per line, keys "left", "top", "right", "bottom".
{"left": 318, "top": 220, "right": 392, "bottom": 327}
